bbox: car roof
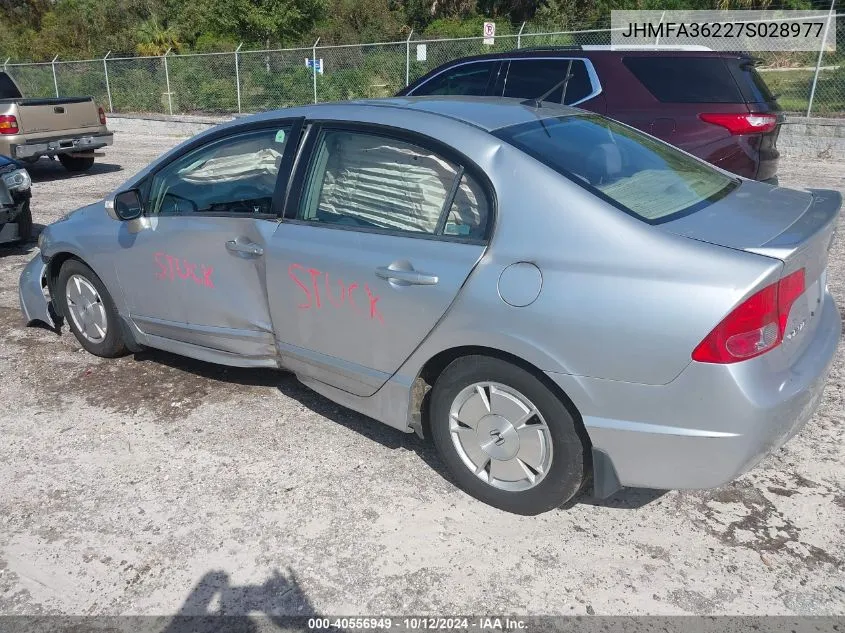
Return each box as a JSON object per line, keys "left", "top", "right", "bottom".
{"left": 249, "top": 96, "right": 584, "bottom": 133}
{"left": 415, "top": 47, "right": 748, "bottom": 63}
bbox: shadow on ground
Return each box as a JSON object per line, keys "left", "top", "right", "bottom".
{"left": 158, "top": 568, "right": 317, "bottom": 633}
{"left": 137, "top": 348, "right": 664, "bottom": 513}
{"left": 26, "top": 160, "right": 122, "bottom": 182}
{"left": 0, "top": 225, "right": 45, "bottom": 258}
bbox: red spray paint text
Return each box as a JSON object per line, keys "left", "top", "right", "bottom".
{"left": 154, "top": 252, "right": 214, "bottom": 288}
{"left": 289, "top": 263, "right": 383, "bottom": 323}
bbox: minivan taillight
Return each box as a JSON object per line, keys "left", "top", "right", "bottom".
{"left": 692, "top": 268, "right": 806, "bottom": 364}
{"left": 98, "top": 106, "right": 106, "bottom": 125}
{"left": 0, "top": 115, "right": 19, "bottom": 135}
{"left": 699, "top": 112, "right": 778, "bottom": 135}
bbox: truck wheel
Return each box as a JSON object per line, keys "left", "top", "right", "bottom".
{"left": 16, "top": 202, "right": 32, "bottom": 243}
{"left": 58, "top": 154, "right": 95, "bottom": 173}
{"left": 57, "top": 259, "right": 127, "bottom": 358}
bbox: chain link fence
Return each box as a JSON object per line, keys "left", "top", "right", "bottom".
{"left": 3, "top": 15, "right": 843, "bottom": 118}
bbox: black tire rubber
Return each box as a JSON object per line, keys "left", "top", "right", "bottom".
{"left": 429, "top": 355, "right": 588, "bottom": 515}
{"left": 58, "top": 154, "right": 95, "bottom": 173}
{"left": 15, "top": 201, "right": 32, "bottom": 243}
{"left": 56, "top": 259, "right": 127, "bottom": 358}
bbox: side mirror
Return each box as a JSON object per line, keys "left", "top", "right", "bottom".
{"left": 112, "top": 189, "right": 143, "bottom": 221}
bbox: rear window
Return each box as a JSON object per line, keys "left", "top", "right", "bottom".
{"left": 494, "top": 114, "right": 737, "bottom": 223}
{"left": 623, "top": 57, "right": 743, "bottom": 103}
{"left": 0, "top": 73, "right": 22, "bottom": 100}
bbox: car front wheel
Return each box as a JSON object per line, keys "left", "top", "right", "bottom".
{"left": 429, "top": 355, "right": 588, "bottom": 515}
{"left": 57, "top": 259, "right": 127, "bottom": 357}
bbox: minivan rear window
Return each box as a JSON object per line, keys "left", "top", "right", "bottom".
{"left": 622, "top": 57, "right": 744, "bottom": 103}
{"left": 494, "top": 114, "right": 737, "bottom": 223}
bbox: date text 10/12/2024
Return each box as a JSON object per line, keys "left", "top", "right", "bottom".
{"left": 307, "top": 617, "right": 528, "bottom": 630}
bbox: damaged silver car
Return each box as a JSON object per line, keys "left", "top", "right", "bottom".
{"left": 19, "top": 97, "right": 841, "bottom": 514}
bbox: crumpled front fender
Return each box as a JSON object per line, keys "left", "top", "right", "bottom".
{"left": 18, "top": 254, "right": 55, "bottom": 328}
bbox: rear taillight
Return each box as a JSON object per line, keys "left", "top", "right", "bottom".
{"left": 98, "top": 106, "right": 106, "bottom": 125}
{"left": 699, "top": 112, "right": 778, "bottom": 135}
{"left": 0, "top": 115, "right": 19, "bottom": 135}
{"left": 692, "top": 268, "right": 805, "bottom": 364}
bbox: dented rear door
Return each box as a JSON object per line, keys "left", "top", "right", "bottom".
{"left": 265, "top": 124, "right": 490, "bottom": 396}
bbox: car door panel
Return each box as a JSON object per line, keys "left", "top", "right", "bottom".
{"left": 266, "top": 224, "right": 485, "bottom": 395}
{"left": 264, "top": 124, "right": 492, "bottom": 396}
{"left": 116, "top": 215, "right": 279, "bottom": 356}
{"left": 112, "top": 123, "right": 299, "bottom": 358}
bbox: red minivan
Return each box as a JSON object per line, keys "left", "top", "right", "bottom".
{"left": 398, "top": 49, "right": 784, "bottom": 183}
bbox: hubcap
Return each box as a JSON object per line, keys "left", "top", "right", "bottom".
{"left": 449, "top": 382, "right": 553, "bottom": 492}
{"left": 65, "top": 274, "right": 107, "bottom": 344}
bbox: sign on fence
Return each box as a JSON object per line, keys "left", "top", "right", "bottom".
{"left": 483, "top": 22, "right": 496, "bottom": 45}
{"left": 305, "top": 58, "right": 324, "bottom": 74}
{"left": 416, "top": 44, "right": 427, "bottom": 61}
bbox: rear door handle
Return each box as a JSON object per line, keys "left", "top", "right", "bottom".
{"left": 375, "top": 266, "right": 438, "bottom": 286}
{"left": 226, "top": 239, "right": 264, "bottom": 257}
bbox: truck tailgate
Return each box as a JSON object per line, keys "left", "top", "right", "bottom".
{"left": 14, "top": 98, "right": 101, "bottom": 136}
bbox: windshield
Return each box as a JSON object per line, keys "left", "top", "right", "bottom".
{"left": 493, "top": 114, "right": 738, "bottom": 223}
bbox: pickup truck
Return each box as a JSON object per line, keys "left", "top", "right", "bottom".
{"left": 0, "top": 71, "right": 113, "bottom": 173}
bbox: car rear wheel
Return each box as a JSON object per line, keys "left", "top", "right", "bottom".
{"left": 58, "top": 154, "right": 95, "bottom": 173}
{"left": 429, "top": 355, "right": 587, "bottom": 515}
{"left": 57, "top": 260, "right": 127, "bottom": 357}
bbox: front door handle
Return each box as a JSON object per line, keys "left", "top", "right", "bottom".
{"left": 226, "top": 239, "right": 264, "bottom": 257}
{"left": 375, "top": 266, "right": 438, "bottom": 286}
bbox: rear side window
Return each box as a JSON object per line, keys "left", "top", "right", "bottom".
{"left": 300, "top": 129, "right": 489, "bottom": 239}
{"left": 494, "top": 114, "right": 737, "bottom": 223}
{"left": 412, "top": 62, "right": 496, "bottom": 96}
{"left": 623, "top": 57, "right": 743, "bottom": 103}
{"left": 725, "top": 58, "right": 779, "bottom": 105}
{"left": 0, "top": 73, "right": 22, "bottom": 100}
{"left": 501, "top": 59, "right": 594, "bottom": 105}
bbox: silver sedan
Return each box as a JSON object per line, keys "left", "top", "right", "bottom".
{"left": 19, "top": 97, "right": 842, "bottom": 514}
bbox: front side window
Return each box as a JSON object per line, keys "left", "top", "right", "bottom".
{"left": 494, "top": 114, "right": 737, "bottom": 223}
{"left": 501, "top": 59, "right": 594, "bottom": 105}
{"left": 411, "top": 62, "right": 495, "bottom": 96}
{"left": 147, "top": 127, "right": 290, "bottom": 216}
{"left": 299, "top": 129, "right": 489, "bottom": 239}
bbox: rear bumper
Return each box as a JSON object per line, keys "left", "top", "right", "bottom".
{"left": 546, "top": 291, "right": 841, "bottom": 492}
{"left": 10, "top": 132, "right": 113, "bottom": 160}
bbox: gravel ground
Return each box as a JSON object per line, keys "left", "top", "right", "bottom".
{"left": 0, "top": 120, "right": 843, "bottom": 618}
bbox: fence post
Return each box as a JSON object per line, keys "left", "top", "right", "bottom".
{"left": 517, "top": 22, "right": 526, "bottom": 49}
{"left": 51, "top": 55, "right": 59, "bottom": 97}
{"left": 655, "top": 11, "right": 666, "bottom": 46}
{"left": 405, "top": 29, "right": 414, "bottom": 87}
{"left": 103, "top": 51, "right": 113, "bottom": 113}
{"left": 312, "top": 38, "right": 320, "bottom": 104}
{"left": 3, "top": 58, "right": 9, "bottom": 73}
{"left": 234, "top": 43, "right": 243, "bottom": 114}
{"left": 806, "top": 0, "right": 836, "bottom": 118}
{"left": 163, "top": 47, "right": 173, "bottom": 115}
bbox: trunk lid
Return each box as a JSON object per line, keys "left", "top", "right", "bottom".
{"left": 13, "top": 97, "right": 101, "bottom": 135}
{"left": 660, "top": 182, "right": 840, "bottom": 362}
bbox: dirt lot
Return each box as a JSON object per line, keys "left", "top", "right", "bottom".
{"left": 0, "top": 121, "right": 843, "bottom": 617}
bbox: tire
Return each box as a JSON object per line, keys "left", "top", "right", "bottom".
{"left": 58, "top": 154, "right": 95, "bottom": 173}
{"left": 15, "top": 201, "right": 32, "bottom": 243}
{"left": 429, "top": 355, "right": 587, "bottom": 515}
{"left": 56, "top": 259, "right": 127, "bottom": 358}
